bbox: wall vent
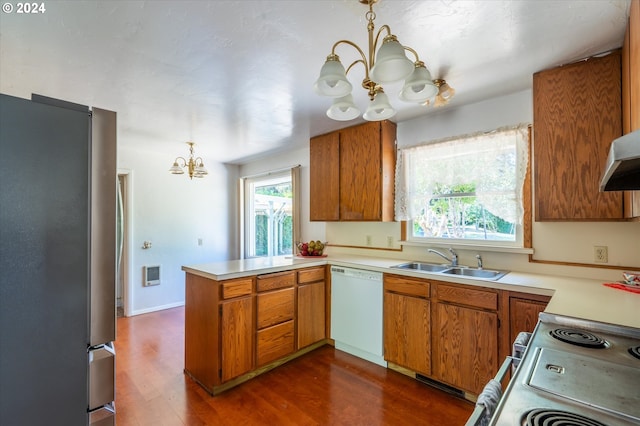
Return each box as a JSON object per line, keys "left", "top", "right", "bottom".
{"left": 143, "top": 265, "right": 161, "bottom": 286}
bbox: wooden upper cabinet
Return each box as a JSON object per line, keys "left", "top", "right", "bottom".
{"left": 310, "top": 131, "right": 340, "bottom": 221}
{"left": 310, "top": 120, "right": 396, "bottom": 221}
{"left": 533, "top": 51, "right": 624, "bottom": 220}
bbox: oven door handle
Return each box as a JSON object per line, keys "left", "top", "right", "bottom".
{"left": 464, "top": 356, "right": 515, "bottom": 426}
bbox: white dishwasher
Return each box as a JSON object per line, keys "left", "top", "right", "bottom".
{"left": 330, "top": 266, "right": 386, "bottom": 367}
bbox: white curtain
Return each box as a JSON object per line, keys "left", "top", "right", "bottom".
{"left": 395, "top": 125, "right": 529, "bottom": 224}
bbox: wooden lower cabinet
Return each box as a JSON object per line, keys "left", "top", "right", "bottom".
{"left": 432, "top": 282, "right": 500, "bottom": 395}
{"left": 184, "top": 267, "right": 327, "bottom": 395}
{"left": 297, "top": 280, "right": 326, "bottom": 349}
{"left": 221, "top": 296, "right": 254, "bottom": 381}
{"left": 382, "top": 276, "right": 501, "bottom": 396}
{"left": 508, "top": 292, "right": 551, "bottom": 343}
{"left": 433, "top": 302, "right": 499, "bottom": 395}
{"left": 383, "top": 275, "right": 431, "bottom": 376}
{"left": 187, "top": 265, "right": 548, "bottom": 398}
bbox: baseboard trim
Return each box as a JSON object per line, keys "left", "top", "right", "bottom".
{"left": 129, "top": 301, "right": 185, "bottom": 317}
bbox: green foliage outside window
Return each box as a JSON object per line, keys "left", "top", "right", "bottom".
{"left": 413, "top": 182, "right": 515, "bottom": 241}
{"left": 254, "top": 182, "right": 293, "bottom": 256}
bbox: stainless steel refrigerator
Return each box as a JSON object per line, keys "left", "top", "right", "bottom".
{"left": 0, "top": 93, "right": 117, "bottom": 425}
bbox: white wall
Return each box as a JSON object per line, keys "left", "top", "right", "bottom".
{"left": 245, "top": 89, "right": 639, "bottom": 283}
{"left": 330, "top": 90, "right": 639, "bottom": 280}
{"left": 118, "top": 143, "right": 238, "bottom": 315}
{"left": 127, "top": 89, "right": 639, "bottom": 314}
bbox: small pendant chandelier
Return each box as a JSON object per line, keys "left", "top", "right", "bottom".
{"left": 313, "top": 0, "right": 453, "bottom": 121}
{"left": 169, "top": 142, "right": 208, "bottom": 179}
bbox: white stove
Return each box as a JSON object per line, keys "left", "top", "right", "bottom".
{"left": 491, "top": 313, "right": 640, "bottom": 426}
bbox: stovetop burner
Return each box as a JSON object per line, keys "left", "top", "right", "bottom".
{"left": 523, "top": 408, "right": 608, "bottom": 426}
{"left": 549, "top": 328, "right": 607, "bottom": 348}
{"left": 629, "top": 346, "right": 640, "bottom": 360}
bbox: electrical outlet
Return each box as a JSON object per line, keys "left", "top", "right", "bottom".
{"left": 198, "top": 238, "right": 203, "bottom": 246}
{"left": 594, "top": 246, "right": 608, "bottom": 263}
{"left": 366, "top": 235, "right": 372, "bottom": 246}
{"left": 387, "top": 236, "right": 394, "bottom": 248}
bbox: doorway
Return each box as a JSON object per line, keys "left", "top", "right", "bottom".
{"left": 117, "top": 172, "right": 130, "bottom": 317}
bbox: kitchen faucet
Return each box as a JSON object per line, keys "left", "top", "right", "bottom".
{"left": 428, "top": 248, "right": 458, "bottom": 267}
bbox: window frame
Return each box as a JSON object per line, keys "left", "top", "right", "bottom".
{"left": 241, "top": 166, "right": 300, "bottom": 259}
{"left": 397, "top": 125, "right": 532, "bottom": 251}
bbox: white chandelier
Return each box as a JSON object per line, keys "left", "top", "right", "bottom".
{"left": 169, "top": 142, "right": 208, "bottom": 179}
{"left": 314, "top": 0, "right": 453, "bottom": 121}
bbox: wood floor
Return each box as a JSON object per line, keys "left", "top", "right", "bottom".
{"left": 115, "top": 307, "right": 474, "bottom": 425}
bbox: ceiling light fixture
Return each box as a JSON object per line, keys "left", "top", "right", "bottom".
{"left": 314, "top": 0, "right": 449, "bottom": 121}
{"left": 169, "top": 142, "right": 208, "bottom": 179}
{"left": 426, "top": 79, "right": 456, "bottom": 107}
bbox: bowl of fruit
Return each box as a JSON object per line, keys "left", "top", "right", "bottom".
{"left": 296, "top": 240, "right": 327, "bottom": 257}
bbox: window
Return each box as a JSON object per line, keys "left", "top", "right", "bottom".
{"left": 242, "top": 167, "right": 300, "bottom": 258}
{"left": 395, "top": 125, "right": 529, "bottom": 247}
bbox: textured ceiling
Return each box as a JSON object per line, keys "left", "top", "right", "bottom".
{"left": 0, "top": 0, "right": 631, "bottom": 164}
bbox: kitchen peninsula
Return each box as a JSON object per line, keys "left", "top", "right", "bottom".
{"left": 182, "top": 255, "right": 640, "bottom": 397}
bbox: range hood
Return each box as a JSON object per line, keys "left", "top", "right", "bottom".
{"left": 600, "top": 130, "right": 640, "bottom": 191}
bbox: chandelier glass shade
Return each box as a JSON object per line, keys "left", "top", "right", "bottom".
{"left": 314, "top": 0, "right": 447, "bottom": 122}
{"left": 427, "top": 79, "right": 456, "bottom": 107}
{"left": 169, "top": 142, "right": 208, "bottom": 179}
{"left": 327, "top": 94, "right": 361, "bottom": 121}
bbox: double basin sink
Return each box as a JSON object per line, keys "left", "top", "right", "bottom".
{"left": 391, "top": 262, "right": 508, "bottom": 281}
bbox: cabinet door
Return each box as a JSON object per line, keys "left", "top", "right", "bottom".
{"left": 434, "top": 303, "right": 498, "bottom": 394}
{"left": 622, "top": 7, "right": 640, "bottom": 218}
{"left": 310, "top": 132, "right": 340, "bottom": 221}
{"left": 220, "top": 296, "right": 254, "bottom": 382}
{"left": 509, "top": 296, "right": 549, "bottom": 343}
{"left": 297, "top": 281, "right": 326, "bottom": 349}
{"left": 384, "top": 291, "right": 431, "bottom": 376}
{"left": 533, "top": 51, "right": 623, "bottom": 220}
{"left": 339, "top": 122, "right": 383, "bottom": 220}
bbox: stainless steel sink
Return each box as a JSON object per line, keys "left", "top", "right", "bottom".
{"left": 440, "top": 267, "right": 508, "bottom": 280}
{"left": 391, "top": 262, "right": 450, "bottom": 273}
{"left": 390, "top": 262, "right": 508, "bottom": 281}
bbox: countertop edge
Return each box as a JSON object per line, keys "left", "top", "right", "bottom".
{"left": 182, "top": 255, "right": 640, "bottom": 329}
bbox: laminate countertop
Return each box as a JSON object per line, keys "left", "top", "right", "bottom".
{"left": 183, "top": 254, "right": 640, "bottom": 330}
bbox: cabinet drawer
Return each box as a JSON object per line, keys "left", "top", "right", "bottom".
{"left": 257, "top": 287, "right": 295, "bottom": 329}
{"left": 257, "top": 320, "right": 295, "bottom": 366}
{"left": 436, "top": 283, "right": 497, "bottom": 311}
{"left": 257, "top": 271, "right": 295, "bottom": 292}
{"left": 220, "top": 277, "right": 253, "bottom": 300}
{"left": 298, "top": 266, "right": 325, "bottom": 284}
{"left": 384, "top": 275, "right": 430, "bottom": 298}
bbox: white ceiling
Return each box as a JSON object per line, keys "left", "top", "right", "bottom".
{"left": 0, "top": 0, "right": 631, "bottom": 164}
